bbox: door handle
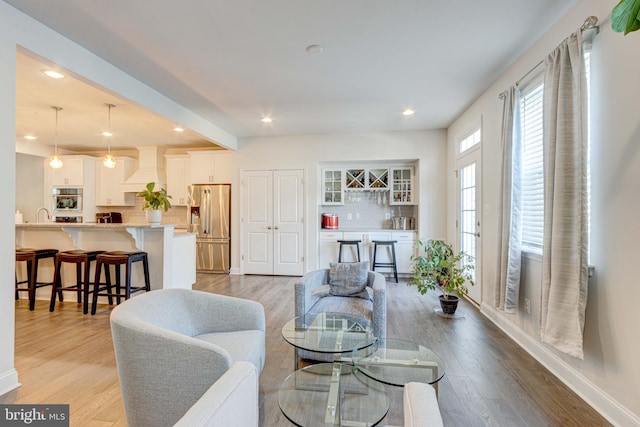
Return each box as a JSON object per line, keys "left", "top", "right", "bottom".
{"left": 274, "top": 226, "right": 279, "bottom": 230}
{"left": 267, "top": 226, "right": 272, "bottom": 230}
{"left": 474, "top": 232, "right": 481, "bottom": 238}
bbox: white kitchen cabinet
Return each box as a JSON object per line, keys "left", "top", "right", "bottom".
{"left": 319, "top": 231, "right": 343, "bottom": 267}
{"left": 165, "top": 155, "right": 191, "bottom": 205}
{"left": 390, "top": 167, "right": 415, "bottom": 205}
{"left": 392, "top": 231, "right": 418, "bottom": 274}
{"left": 321, "top": 169, "right": 344, "bottom": 205}
{"left": 188, "top": 151, "right": 232, "bottom": 184}
{"left": 95, "top": 157, "right": 135, "bottom": 206}
{"left": 50, "top": 157, "right": 84, "bottom": 186}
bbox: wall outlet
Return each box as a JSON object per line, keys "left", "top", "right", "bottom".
{"left": 355, "top": 212, "right": 360, "bottom": 220}
{"left": 385, "top": 213, "right": 391, "bottom": 219}
{"left": 347, "top": 213, "right": 353, "bottom": 220}
{"left": 524, "top": 298, "right": 531, "bottom": 314}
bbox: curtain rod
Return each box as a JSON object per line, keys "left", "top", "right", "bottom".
{"left": 498, "top": 16, "right": 599, "bottom": 100}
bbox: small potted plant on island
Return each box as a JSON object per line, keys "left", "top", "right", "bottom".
{"left": 136, "top": 182, "right": 172, "bottom": 225}
{"left": 408, "top": 239, "right": 475, "bottom": 316}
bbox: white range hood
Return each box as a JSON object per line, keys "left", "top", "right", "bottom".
{"left": 121, "top": 146, "right": 167, "bottom": 193}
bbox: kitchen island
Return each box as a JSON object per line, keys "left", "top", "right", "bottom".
{"left": 15, "top": 223, "right": 196, "bottom": 298}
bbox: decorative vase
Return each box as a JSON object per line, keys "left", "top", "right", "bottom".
{"left": 145, "top": 209, "right": 162, "bottom": 225}
{"left": 439, "top": 295, "right": 459, "bottom": 315}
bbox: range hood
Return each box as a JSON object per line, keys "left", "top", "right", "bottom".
{"left": 121, "top": 146, "right": 167, "bottom": 193}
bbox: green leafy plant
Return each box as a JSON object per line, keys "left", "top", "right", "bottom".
{"left": 408, "top": 239, "right": 475, "bottom": 300}
{"left": 612, "top": 0, "right": 640, "bottom": 34}
{"left": 136, "top": 182, "right": 172, "bottom": 212}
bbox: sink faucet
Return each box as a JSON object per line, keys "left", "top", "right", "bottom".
{"left": 36, "top": 207, "right": 51, "bottom": 224}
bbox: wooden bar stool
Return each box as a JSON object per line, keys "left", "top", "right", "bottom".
{"left": 371, "top": 240, "right": 398, "bottom": 283}
{"left": 337, "top": 240, "right": 362, "bottom": 262}
{"left": 91, "top": 251, "right": 151, "bottom": 315}
{"left": 50, "top": 249, "right": 106, "bottom": 314}
{"left": 15, "top": 248, "right": 59, "bottom": 310}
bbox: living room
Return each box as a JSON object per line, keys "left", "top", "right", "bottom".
{"left": 3, "top": 0, "right": 640, "bottom": 426}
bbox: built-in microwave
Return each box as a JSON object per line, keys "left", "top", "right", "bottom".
{"left": 52, "top": 187, "right": 83, "bottom": 214}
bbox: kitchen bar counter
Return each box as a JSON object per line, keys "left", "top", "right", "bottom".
{"left": 15, "top": 223, "right": 196, "bottom": 296}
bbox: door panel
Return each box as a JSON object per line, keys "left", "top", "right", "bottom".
{"left": 245, "top": 171, "right": 274, "bottom": 274}
{"left": 274, "top": 170, "right": 304, "bottom": 275}
{"left": 457, "top": 149, "right": 482, "bottom": 304}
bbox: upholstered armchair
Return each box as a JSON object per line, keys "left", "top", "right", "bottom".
{"left": 110, "top": 288, "right": 265, "bottom": 427}
{"left": 294, "top": 265, "right": 386, "bottom": 362}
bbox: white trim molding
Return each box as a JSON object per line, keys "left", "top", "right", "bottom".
{"left": 0, "top": 368, "right": 20, "bottom": 397}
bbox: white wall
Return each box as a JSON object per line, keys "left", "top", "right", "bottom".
{"left": 16, "top": 153, "right": 44, "bottom": 224}
{"left": 447, "top": 0, "right": 640, "bottom": 425}
{"left": 234, "top": 130, "right": 447, "bottom": 273}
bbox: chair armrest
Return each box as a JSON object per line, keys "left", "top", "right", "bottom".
{"left": 174, "top": 361, "right": 259, "bottom": 427}
{"left": 368, "top": 271, "right": 387, "bottom": 339}
{"left": 295, "top": 269, "right": 330, "bottom": 317}
{"left": 403, "top": 382, "right": 443, "bottom": 427}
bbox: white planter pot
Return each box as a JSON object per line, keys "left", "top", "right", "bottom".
{"left": 145, "top": 210, "right": 162, "bottom": 225}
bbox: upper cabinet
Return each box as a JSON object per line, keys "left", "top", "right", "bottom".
{"left": 322, "top": 169, "right": 344, "bottom": 205}
{"left": 390, "top": 167, "right": 415, "bottom": 205}
{"left": 165, "top": 154, "right": 191, "bottom": 206}
{"left": 95, "top": 157, "right": 136, "bottom": 206}
{"left": 188, "top": 151, "right": 232, "bottom": 184}
{"left": 367, "top": 168, "right": 389, "bottom": 190}
{"left": 50, "top": 157, "right": 85, "bottom": 186}
{"left": 345, "top": 168, "right": 366, "bottom": 190}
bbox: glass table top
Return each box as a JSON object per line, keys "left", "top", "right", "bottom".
{"left": 351, "top": 338, "right": 445, "bottom": 387}
{"left": 282, "top": 312, "right": 376, "bottom": 355}
{"left": 278, "top": 363, "right": 389, "bottom": 427}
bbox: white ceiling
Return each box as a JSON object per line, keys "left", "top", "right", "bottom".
{"left": 7, "top": 0, "right": 577, "bottom": 152}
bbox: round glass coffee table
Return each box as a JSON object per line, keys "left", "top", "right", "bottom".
{"left": 282, "top": 312, "right": 376, "bottom": 360}
{"left": 278, "top": 363, "right": 389, "bottom": 427}
{"left": 351, "top": 338, "right": 445, "bottom": 388}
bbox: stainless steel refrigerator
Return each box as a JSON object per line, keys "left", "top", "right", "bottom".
{"left": 188, "top": 184, "right": 231, "bottom": 273}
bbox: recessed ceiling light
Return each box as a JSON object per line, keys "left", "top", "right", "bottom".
{"left": 306, "top": 44, "right": 324, "bottom": 55}
{"left": 24, "top": 135, "right": 37, "bottom": 140}
{"left": 261, "top": 117, "right": 273, "bottom": 123}
{"left": 43, "top": 70, "right": 65, "bottom": 79}
{"left": 173, "top": 127, "right": 184, "bottom": 132}
{"left": 102, "top": 131, "right": 113, "bottom": 137}
{"left": 402, "top": 109, "right": 415, "bottom": 116}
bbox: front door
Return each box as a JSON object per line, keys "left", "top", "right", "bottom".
{"left": 457, "top": 148, "right": 482, "bottom": 305}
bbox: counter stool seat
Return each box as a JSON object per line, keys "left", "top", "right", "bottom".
{"left": 92, "top": 251, "right": 150, "bottom": 315}
{"left": 15, "top": 248, "right": 59, "bottom": 310}
{"left": 50, "top": 249, "right": 106, "bottom": 314}
{"left": 371, "top": 240, "right": 398, "bottom": 283}
{"left": 337, "top": 240, "right": 362, "bottom": 263}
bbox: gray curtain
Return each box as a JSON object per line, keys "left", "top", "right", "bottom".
{"left": 495, "top": 86, "right": 523, "bottom": 311}
{"left": 540, "top": 31, "right": 589, "bottom": 359}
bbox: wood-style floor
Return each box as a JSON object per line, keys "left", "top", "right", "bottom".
{"left": 3, "top": 274, "right": 610, "bottom": 426}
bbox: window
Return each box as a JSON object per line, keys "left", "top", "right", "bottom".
{"left": 519, "top": 52, "right": 591, "bottom": 254}
{"left": 459, "top": 128, "right": 481, "bottom": 153}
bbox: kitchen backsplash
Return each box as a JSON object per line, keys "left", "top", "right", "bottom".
{"left": 320, "top": 197, "right": 416, "bottom": 230}
{"left": 97, "top": 198, "right": 188, "bottom": 226}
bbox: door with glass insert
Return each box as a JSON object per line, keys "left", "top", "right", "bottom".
{"left": 457, "top": 149, "right": 481, "bottom": 304}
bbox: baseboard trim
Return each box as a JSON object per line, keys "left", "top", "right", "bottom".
{"left": 480, "top": 302, "right": 640, "bottom": 427}
{"left": 0, "top": 368, "right": 20, "bottom": 398}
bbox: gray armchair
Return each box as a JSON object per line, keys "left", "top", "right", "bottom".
{"left": 110, "top": 288, "right": 265, "bottom": 427}
{"left": 294, "top": 268, "right": 386, "bottom": 362}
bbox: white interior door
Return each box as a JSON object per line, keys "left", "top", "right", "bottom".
{"left": 244, "top": 171, "right": 273, "bottom": 275}
{"left": 457, "top": 149, "right": 482, "bottom": 305}
{"left": 243, "top": 169, "right": 304, "bottom": 276}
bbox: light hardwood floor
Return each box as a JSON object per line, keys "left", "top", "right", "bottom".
{"left": 4, "top": 274, "right": 610, "bottom": 426}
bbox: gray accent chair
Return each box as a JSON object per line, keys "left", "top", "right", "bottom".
{"left": 294, "top": 268, "right": 386, "bottom": 363}
{"left": 110, "top": 288, "right": 265, "bottom": 427}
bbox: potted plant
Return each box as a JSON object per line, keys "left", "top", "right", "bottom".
{"left": 408, "top": 239, "right": 475, "bottom": 315}
{"left": 136, "top": 182, "right": 172, "bottom": 225}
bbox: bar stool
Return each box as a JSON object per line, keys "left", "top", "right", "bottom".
{"left": 15, "top": 248, "right": 59, "bottom": 310}
{"left": 371, "top": 240, "right": 398, "bottom": 283}
{"left": 92, "top": 250, "right": 151, "bottom": 315}
{"left": 337, "top": 240, "right": 362, "bottom": 262}
{"left": 50, "top": 249, "right": 106, "bottom": 314}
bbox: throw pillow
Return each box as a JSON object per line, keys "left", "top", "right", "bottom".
{"left": 329, "top": 261, "right": 369, "bottom": 299}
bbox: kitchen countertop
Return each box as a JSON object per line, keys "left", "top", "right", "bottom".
{"left": 16, "top": 223, "right": 178, "bottom": 229}
{"left": 320, "top": 228, "right": 416, "bottom": 232}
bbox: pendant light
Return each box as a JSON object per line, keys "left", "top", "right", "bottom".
{"left": 49, "top": 106, "right": 63, "bottom": 169}
{"left": 103, "top": 103, "right": 116, "bottom": 168}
